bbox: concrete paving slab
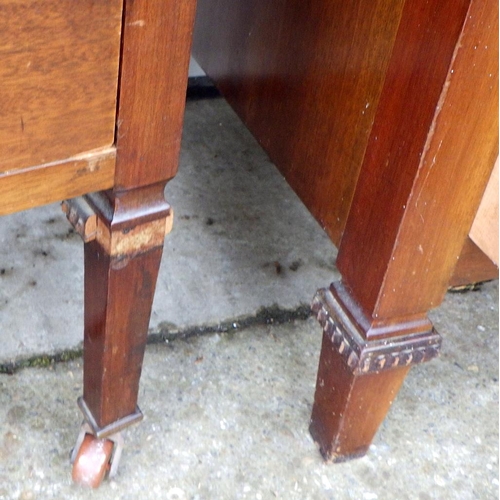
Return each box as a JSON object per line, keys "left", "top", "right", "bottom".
{"left": 0, "top": 98, "right": 338, "bottom": 364}
{"left": 0, "top": 279, "right": 497, "bottom": 499}
{"left": 0, "top": 97, "right": 497, "bottom": 499}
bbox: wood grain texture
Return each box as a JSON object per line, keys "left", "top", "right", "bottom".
{"left": 193, "top": 0, "right": 405, "bottom": 244}
{"left": 370, "top": 0, "right": 498, "bottom": 318}
{"left": 310, "top": 325, "right": 410, "bottom": 462}
{"left": 114, "top": 0, "right": 197, "bottom": 189}
{"left": 449, "top": 237, "right": 498, "bottom": 287}
{"left": 0, "top": 148, "right": 115, "bottom": 216}
{"left": 83, "top": 240, "right": 164, "bottom": 428}
{"left": 0, "top": 0, "right": 122, "bottom": 173}
{"left": 80, "top": 0, "right": 195, "bottom": 426}
{"left": 310, "top": 0, "right": 497, "bottom": 462}
{"left": 83, "top": 187, "right": 170, "bottom": 428}
{"left": 470, "top": 158, "right": 499, "bottom": 265}
{"left": 337, "top": 0, "right": 498, "bottom": 321}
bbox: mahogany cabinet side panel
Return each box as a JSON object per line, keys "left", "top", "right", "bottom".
{"left": 114, "top": 0, "right": 197, "bottom": 189}
{"left": 0, "top": 0, "right": 122, "bottom": 173}
{"left": 339, "top": 0, "right": 497, "bottom": 318}
{"left": 193, "top": 0, "right": 405, "bottom": 244}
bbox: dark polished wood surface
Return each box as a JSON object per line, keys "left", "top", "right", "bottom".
{"left": 1, "top": 0, "right": 497, "bottom": 481}
{"left": 194, "top": 0, "right": 498, "bottom": 462}
{"left": 194, "top": 0, "right": 406, "bottom": 245}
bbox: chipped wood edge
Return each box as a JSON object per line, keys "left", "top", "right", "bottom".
{"left": 96, "top": 217, "right": 167, "bottom": 258}
{"left": 61, "top": 197, "right": 98, "bottom": 243}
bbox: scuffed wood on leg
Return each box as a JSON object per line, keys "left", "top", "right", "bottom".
{"left": 311, "top": 0, "right": 497, "bottom": 462}
{"left": 310, "top": 285, "right": 439, "bottom": 460}
{"left": 82, "top": 187, "right": 171, "bottom": 429}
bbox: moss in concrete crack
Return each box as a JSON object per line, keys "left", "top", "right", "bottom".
{"left": 149, "top": 304, "right": 311, "bottom": 344}
{"left": 0, "top": 347, "right": 83, "bottom": 375}
{"left": 0, "top": 304, "right": 312, "bottom": 374}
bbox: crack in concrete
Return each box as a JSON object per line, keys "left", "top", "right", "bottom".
{"left": 0, "top": 304, "right": 312, "bottom": 375}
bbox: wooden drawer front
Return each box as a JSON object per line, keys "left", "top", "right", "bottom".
{"left": 0, "top": 0, "right": 122, "bottom": 173}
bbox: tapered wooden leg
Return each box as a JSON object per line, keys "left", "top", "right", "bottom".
{"left": 310, "top": 284, "right": 439, "bottom": 461}
{"left": 63, "top": 186, "right": 173, "bottom": 486}
{"left": 81, "top": 186, "right": 171, "bottom": 430}
{"left": 82, "top": 240, "right": 162, "bottom": 428}
{"left": 64, "top": 0, "right": 196, "bottom": 486}
{"left": 309, "top": 0, "right": 498, "bottom": 462}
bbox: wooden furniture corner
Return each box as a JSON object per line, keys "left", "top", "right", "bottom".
{"left": 193, "top": 0, "right": 498, "bottom": 463}
{"left": 1, "top": 0, "right": 498, "bottom": 487}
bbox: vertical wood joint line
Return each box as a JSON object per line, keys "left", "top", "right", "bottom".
{"left": 114, "top": 0, "right": 128, "bottom": 149}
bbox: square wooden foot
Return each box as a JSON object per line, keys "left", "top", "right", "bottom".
{"left": 310, "top": 284, "right": 441, "bottom": 462}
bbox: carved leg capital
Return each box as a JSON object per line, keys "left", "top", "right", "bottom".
{"left": 311, "top": 285, "right": 441, "bottom": 375}
{"left": 309, "top": 281, "right": 442, "bottom": 462}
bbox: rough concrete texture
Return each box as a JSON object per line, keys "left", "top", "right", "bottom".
{"left": 0, "top": 98, "right": 338, "bottom": 364}
{"left": 0, "top": 98, "right": 498, "bottom": 498}
{"left": 0, "top": 284, "right": 498, "bottom": 499}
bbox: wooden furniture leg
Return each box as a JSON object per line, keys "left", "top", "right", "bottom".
{"left": 68, "top": 0, "right": 197, "bottom": 486}
{"left": 82, "top": 188, "right": 171, "bottom": 431}
{"left": 309, "top": 0, "right": 498, "bottom": 461}
{"left": 69, "top": 187, "right": 171, "bottom": 487}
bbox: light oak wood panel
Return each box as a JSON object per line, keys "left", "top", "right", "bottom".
{"left": 450, "top": 237, "right": 498, "bottom": 287}
{"left": 470, "top": 158, "right": 499, "bottom": 265}
{"left": 0, "top": 0, "right": 122, "bottom": 173}
{"left": 0, "top": 148, "right": 115, "bottom": 216}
